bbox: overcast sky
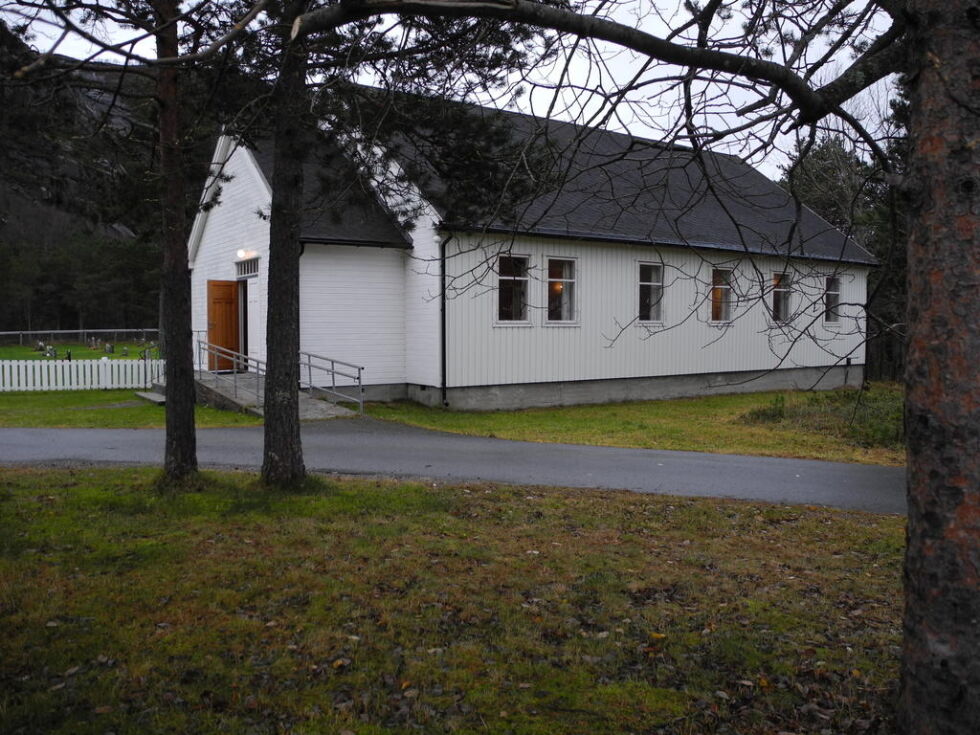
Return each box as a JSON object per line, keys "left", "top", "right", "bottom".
{"left": 13, "top": 0, "right": 897, "bottom": 179}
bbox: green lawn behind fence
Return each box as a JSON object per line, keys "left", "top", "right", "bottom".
{"left": 0, "top": 344, "right": 158, "bottom": 361}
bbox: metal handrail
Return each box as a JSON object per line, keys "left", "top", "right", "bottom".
{"left": 196, "top": 341, "right": 365, "bottom": 414}
{"left": 197, "top": 341, "right": 266, "bottom": 407}
{"left": 299, "top": 350, "right": 365, "bottom": 413}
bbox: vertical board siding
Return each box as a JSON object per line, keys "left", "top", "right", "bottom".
{"left": 446, "top": 234, "right": 868, "bottom": 388}
{"left": 403, "top": 210, "right": 442, "bottom": 386}
{"left": 299, "top": 246, "right": 406, "bottom": 386}
{"left": 0, "top": 360, "right": 165, "bottom": 392}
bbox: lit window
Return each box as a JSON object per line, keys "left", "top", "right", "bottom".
{"left": 498, "top": 256, "right": 528, "bottom": 321}
{"left": 824, "top": 276, "right": 841, "bottom": 323}
{"left": 772, "top": 272, "right": 792, "bottom": 323}
{"left": 711, "top": 268, "right": 733, "bottom": 322}
{"left": 639, "top": 263, "right": 664, "bottom": 322}
{"left": 547, "top": 258, "right": 576, "bottom": 322}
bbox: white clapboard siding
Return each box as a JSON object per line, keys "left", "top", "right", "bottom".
{"left": 0, "top": 359, "right": 165, "bottom": 392}
{"left": 189, "top": 140, "right": 272, "bottom": 364}
{"left": 299, "top": 245, "right": 407, "bottom": 386}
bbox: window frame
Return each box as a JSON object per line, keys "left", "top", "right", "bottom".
{"left": 824, "top": 275, "right": 842, "bottom": 326}
{"left": 771, "top": 271, "right": 793, "bottom": 324}
{"left": 709, "top": 268, "right": 734, "bottom": 324}
{"left": 235, "top": 257, "right": 259, "bottom": 279}
{"left": 495, "top": 254, "right": 532, "bottom": 326}
{"left": 544, "top": 256, "right": 578, "bottom": 326}
{"left": 638, "top": 261, "right": 665, "bottom": 324}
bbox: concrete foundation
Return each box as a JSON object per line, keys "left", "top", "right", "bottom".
{"left": 407, "top": 364, "right": 863, "bottom": 411}
{"left": 316, "top": 382, "right": 409, "bottom": 403}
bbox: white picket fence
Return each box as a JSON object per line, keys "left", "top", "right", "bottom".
{"left": 0, "top": 359, "right": 165, "bottom": 392}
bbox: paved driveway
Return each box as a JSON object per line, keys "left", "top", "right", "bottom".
{"left": 0, "top": 418, "right": 906, "bottom": 513}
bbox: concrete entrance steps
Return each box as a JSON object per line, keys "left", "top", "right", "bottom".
{"left": 135, "top": 390, "right": 166, "bottom": 405}
{"left": 145, "top": 373, "right": 354, "bottom": 420}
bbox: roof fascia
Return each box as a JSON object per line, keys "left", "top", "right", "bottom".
{"left": 188, "top": 134, "right": 234, "bottom": 266}
{"left": 438, "top": 223, "right": 878, "bottom": 267}
{"left": 300, "top": 236, "right": 412, "bottom": 250}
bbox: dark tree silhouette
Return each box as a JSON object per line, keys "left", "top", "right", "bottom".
{"left": 261, "top": 0, "right": 311, "bottom": 486}
{"left": 3, "top": 0, "right": 269, "bottom": 484}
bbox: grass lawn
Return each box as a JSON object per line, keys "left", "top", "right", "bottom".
{"left": 0, "top": 343, "right": 159, "bottom": 361}
{"left": 0, "top": 390, "right": 261, "bottom": 429}
{"left": 368, "top": 384, "right": 905, "bottom": 466}
{"left": 0, "top": 467, "right": 903, "bottom": 735}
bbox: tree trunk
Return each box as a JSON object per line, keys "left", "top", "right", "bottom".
{"left": 261, "top": 1, "right": 309, "bottom": 486}
{"left": 899, "top": 1, "right": 980, "bottom": 732}
{"left": 154, "top": 0, "right": 197, "bottom": 482}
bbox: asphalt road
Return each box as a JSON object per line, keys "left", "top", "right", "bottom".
{"left": 0, "top": 418, "right": 906, "bottom": 513}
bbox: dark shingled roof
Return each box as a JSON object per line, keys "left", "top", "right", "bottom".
{"left": 394, "top": 107, "right": 876, "bottom": 265}
{"left": 249, "top": 141, "right": 411, "bottom": 248}
{"left": 249, "top": 98, "right": 875, "bottom": 265}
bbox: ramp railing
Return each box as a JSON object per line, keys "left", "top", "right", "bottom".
{"left": 299, "top": 351, "right": 365, "bottom": 413}
{"left": 196, "top": 342, "right": 364, "bottom": 413}
{"left": 196, "top": 341, "right": 266, "bottom": 408}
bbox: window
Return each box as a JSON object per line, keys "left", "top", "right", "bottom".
{"left": 498, "top": 255, "right": 529, "bottom": 321}
{"left": 824, "top": 276, "right": 841, "bottom": 323}
{"left": 772, "top": 272, "right": 792, "bottom": 323}
{"left": 639, "top": 263, "right": 664, "bottom": 322}
{"left": 236, "top": 257, "right": 259, "bottom": 279}
{"left": 710, "top": 268, "right": 733, "bottom": 322}
{"left": 547, "top": 258, "right": 576, "bottom": 322}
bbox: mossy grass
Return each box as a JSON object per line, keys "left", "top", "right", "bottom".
{"left": 0, "top": 390, "right": 262, "bottom": 429}
{"left": 368, "top": 383, "right": 905, "bottom": 466}
{"left": 0, "top": 467, "right": 903, "bottom": 734}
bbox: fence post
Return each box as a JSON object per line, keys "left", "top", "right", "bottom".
{"left": 99, "top": 356, "right": 110, "bottom": 390}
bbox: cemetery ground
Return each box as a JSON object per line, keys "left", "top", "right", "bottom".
{"left": 0, "top": 466, "right": 903, "bottom": 735}
{"left": 0, "top": 343, "right": 156, "bottom": 361}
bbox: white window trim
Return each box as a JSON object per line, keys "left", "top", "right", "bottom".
{"left": 494, "top": 253, "right": 532, "bottom": 326}
{"left": 709, "top": 267, "right": 735, "bottom": 324}
{"left": 637, "top": 260, "right": 665, "bottom": 325}
{"left": 543, "top": 256, "right": 579, "bottom": 327}
{"left": 236, "top": 257, "right": 259, "bottom": 279}
{"left": 824, "top": 275, "right": 842, "bottom": 328}
{"left": 771, "top": 271, "right": 793, "bottom": 324}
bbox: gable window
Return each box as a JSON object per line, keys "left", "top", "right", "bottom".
{"left": 710, "top": 268, "right": 733, "bottom": 322}
{"left": 547, "top": 258, "right": 576, "bottom": 322}
{"left": 824, "top": 276, "right": 841, "bottom": 324}
{"left": 498, "top": 255, "right": 529, "bottom": 321}
{"left": 639, "top": 263, "right": 664, "bottom": 322}
{"left": 236, "top": 257, "right": 259, "bottom": 279}
{"left": 772, "top": 272, "right": 792, "bottom": 323}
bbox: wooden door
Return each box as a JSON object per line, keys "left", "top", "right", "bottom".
{"left": 207, "top": 280, "right": 239, "bottom": 370}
